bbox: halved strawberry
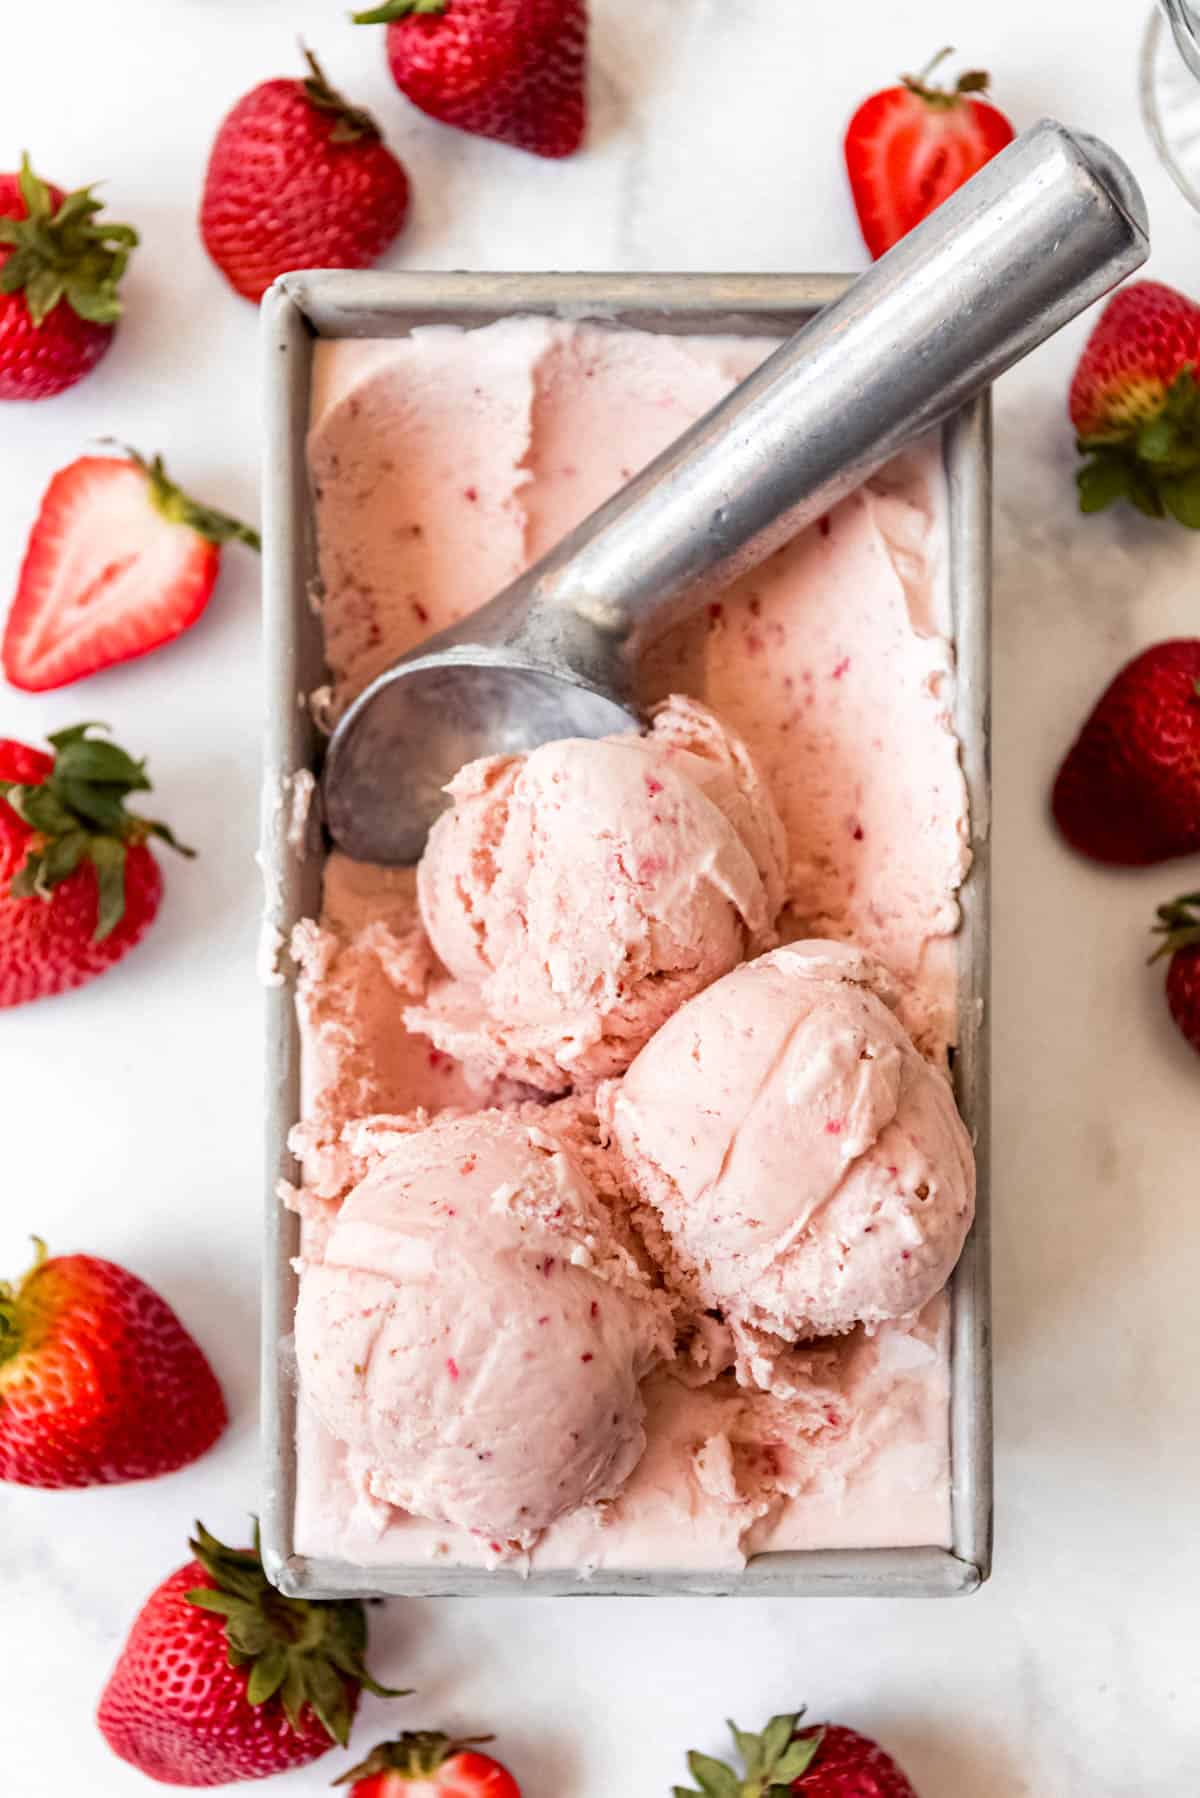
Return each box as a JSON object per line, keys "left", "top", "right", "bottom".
{"left": 2, "top": 447, "right": 258, "bottom": 691}
{"left": 844, "top": 48, "right": 1014, "bottom": 260}
{"left": 335, "top": 1732, "right": 521, "bottom": 1797}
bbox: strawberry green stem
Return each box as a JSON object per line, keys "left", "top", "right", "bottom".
{"left": 298, "top": 46, "right": 382, "bottom": 143}
{"left": 0, "top": 723, "right": 194, "bottom": 941}
{"left": 106, "top": 445, "right": 261, "bottom": 550}
{"left": 184, "top": 1523, "right": 409, "bottom": 1748}
{"left": 1149, "top": 891, "right": 1200, "bottom": 962}
{"left": 674, "top": 1714, "right": 825, "bottom": 1798}
{"left": 353, "top": 0, "right": 447, "bottom": 25}
{"left": 0, "top": 1238, "right": 49, "bottom": 1369}
{"left": 0, "top": 154, "right": 138, "bottom": 326}
{"left": 334, "top": 1732, "right": 496, "bottom": 1785}
{"left": 901, "top": 47, "right": 991, "bottom": 106}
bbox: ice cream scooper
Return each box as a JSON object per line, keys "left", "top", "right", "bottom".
{"left": 322, "top": 119, "right": 1148, "bottom": 865}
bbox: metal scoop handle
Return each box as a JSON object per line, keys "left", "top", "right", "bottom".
{"left": 494, "top": 119, "right": 1147, "bottom": 682}
{"left": 322, "top": 119, "right": 1148, "bottom": 863}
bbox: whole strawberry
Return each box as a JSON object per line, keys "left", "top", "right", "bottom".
{"left": 3, "top": 446, "right": 259, "bottom": 690}
{"left": 1070, "top": 280, "right": 1200, "bottom": 524}
{"left": 1150, "top": 891, "right": 1200, "bottom": 1057}
{"left": 0, "top": 1239, "right": 225, "bottom": 1488}
{"left": 0, "top": 723, "right": 193, "bottom": 1007}
{"left": 1050, "top": 639, "right": 1200, "bottom": 865}
{"left": 844, "top": 48, "right": 1014, "bottom": 260}
{"left": 0, "top": 154, "right": 137, "bottom": 400}
{"left": 354, "top": 0, "right": 587, "bottom": 159}
{"left": 335, "top": 1730, "right": 521, "bottom": 1796}
{"left": 97, "top": 1523, "right": 405, "bottom": 1785}
{"left": 201, "top": 48, "right": 411, "bottom": 303}
{"left": 677, "top": 1712, "right": 917, "bottom": 1798}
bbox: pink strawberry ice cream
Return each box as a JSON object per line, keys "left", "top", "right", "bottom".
{"left": 295, "top": 1111, "right": 672, "bottom": 1544}
{"left": 405, "top": 694, "right": 787, "bottom": 1091}
{"left": 606, "top": 940, "right": 975, "bottom": 1391}
{"left": 287, "top": 316, "right": 977, "bottom": 1574}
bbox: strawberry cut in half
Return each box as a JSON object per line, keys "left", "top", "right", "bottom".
{"left": 335, "top": 1731, "right": 521, "bottom": 1797}
{"left": 844, "top": 47, "right": 1014, "bottom": 260}
{"left": 2, "top": 446, "right": 258, "bottom": 691}
{"left": 0, "top": 1239, "right": 226, "bottom": 1488}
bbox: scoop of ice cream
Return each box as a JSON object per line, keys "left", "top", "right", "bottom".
{"left": 404, "top": 695, "right": 786, "bottom": 1093}
{"left": 295, "top": 1111, "right": 672, "bottom": 1544}
{"left": 606, "top": 940, "right": 975, "bottom": 1378}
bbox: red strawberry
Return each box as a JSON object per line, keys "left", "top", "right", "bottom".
{"left": 335, "top": 1731, "right": 521, "bottom": 1796}
{"left": 678, "top": 1712, "right": 917, "bottom": 1798}
{"left": 0, "top": 154, "right": 137, "bottom": 401}
{"left": 3, "top": 446, "right": 258, "bottom": 690}
{"left": 201, "top": 48, "right": 411, "bottom": 304}
{"left": 0, "top": 1239, "right": 225, "bottom": 1487}
{"left": 1069, "top": 280, "right": 1200, "bottom": 524}
{"left": 1050, "top": 639, "right": 1200, "bottom": 865}
{"left": 1150, "top": 891, "right": 1200, "bottom": 1056}
{"left": 0, "top": 722, "right": 193, "bottom": 1007}
{"left": 97, "top": 1523, "right": 406, "bottom": 1786}
{"left": 354, "top": 0, "right": 587, "bottom": 160}
{"left": 844, "top": 48, "right": 1014, "bottom": 260}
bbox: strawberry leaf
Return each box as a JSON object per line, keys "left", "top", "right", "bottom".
{"left": 89, "top": 836, "right": 127, "bottom": 941}
{"left": 772, "top": 1735, "right": 825, "bottom": 1782}
{"left": 0, "top": 723, "right": 191, "bottom": 938}
{"left": 1076, "top": 454, "right": 1133, "bottom": 514}
{"left": 1159, "top": 470, "right": 1200, "bottom": 528}
{"left": 759, "top": 1714, "right": 801, "bottom": 1770}
{"left": 0, "top": 153, "right": 137, "bottom": 327}
{"left": 183, "top": 1521, "right": 408, "bottom": 1749}
{"left": 686, "top": 1752, "right": 743, "bottom": 1798}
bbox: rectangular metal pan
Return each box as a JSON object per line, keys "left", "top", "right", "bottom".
{"left": 260, "top": 271, "right": 992, "bottom": 1598}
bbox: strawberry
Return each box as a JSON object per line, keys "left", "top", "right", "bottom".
{"left": 844, "top": 48, "right": 1014, "bottom": 260}
{"left": 1150, "top": 891, "right": 1200, "bottom": 1057}
{"left": 1069, "top": 280, "right": 1200, "bottom": 525}
{"left": 201, "top": 48, "right": 411, "bottom": 304}
{"left": 2, "top": 446, "right": 258, "bottom": 691}
{"left": 676, "top": 1712, "right": 917, "bottom": 1798}
{"left": 335, "top": 1731, "right": 521, "bottom": 1796}
{"left": 0, "top": 1239, "right": 225, "bottom": 1487}
{"left": 0, "top": 153, "right": 137, "bottom": 400}
{"left": 0, "top": 722, "right": 193, "bottom": 1007}
{"left": 1050, "top": 639, "right": 1200, "bottom": 866}
{"left": 97, "top": 1523, "right": 406, "bottom": 1785}
{"left": 354, "top": 0, "right": 587, "bottom": 160}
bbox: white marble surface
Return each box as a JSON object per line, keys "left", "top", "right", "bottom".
{"left": 2, "top": 1, "right": 1198, "bottom": 1791}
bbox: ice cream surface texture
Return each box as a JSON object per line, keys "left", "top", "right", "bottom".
{"left": 407, "top": 694, "right": 787, "bottom": 1091}
{"left": 607, "top": 940, "right": 976, "bottom": 1390}
{"left": 295, "top": 1111, "right": 671, "bottom": 1544}
{"left": 291, "top": 317, "right": 976, "bottom": 1573}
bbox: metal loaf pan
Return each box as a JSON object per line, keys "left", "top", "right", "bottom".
{"left": 260, "top": 271, "right": 992, "bottom": 1599}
